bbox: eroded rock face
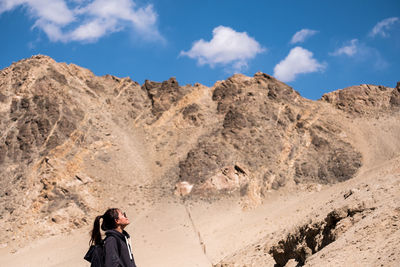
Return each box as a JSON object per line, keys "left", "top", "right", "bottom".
{"left": 321, "top": 84, "right": 400, "bottom": 114}
{"left": 269, "top": 204, "right": 376, "bottom": 266}
{"left": 0, "top": 55, "right": 396, "bottom": 244}
{"left": 177, "top": 73, "right": 362, "bottom": 200}
{"left": 4, "top": 95, "right": 81, "bottom": 163}
{"left": 178, "top": 74, "right": 301, "bottom": 190}
{"left": 0, "top": 55, "right": 129, "bottom": 243}
{"left": 389, "top": 82, "right": 400, "bottom": 106}
{"left": 142, "top": 77, "right": 191, "bottom": 118}
{"left": 293, "top": 126, "right": 362, "bottom": 184}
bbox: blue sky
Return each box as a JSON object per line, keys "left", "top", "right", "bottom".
{"left": 1, "top": 0, "right": 399, "bottom": 99}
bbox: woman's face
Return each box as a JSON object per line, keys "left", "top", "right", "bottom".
{"left": 115, "top": 210, "right": 130, "bottom": 227}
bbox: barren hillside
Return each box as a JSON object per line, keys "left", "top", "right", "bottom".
{"left": 0, "top": 55, "right": 399, "bottom": 266}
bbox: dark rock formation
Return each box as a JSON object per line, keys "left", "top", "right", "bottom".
{"left": 269, "top": 204, "right": 375, "bottom": 266}
{"left": 142, "top": 77, "right": 191, "bottom": 118}
{"left": 178, "top": 73, "right": 362, "bottom": 197}
{"left": 389, "top": 82, "right": 400, "bottom": 106}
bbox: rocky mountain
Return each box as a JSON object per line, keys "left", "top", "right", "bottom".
{"left": 0, "top": 55, "right": 399, "bottom": 266}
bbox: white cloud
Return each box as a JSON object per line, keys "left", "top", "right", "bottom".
{"left": 38, "top": 21, "right": 66, "bottom": 42}
{"left": 69, "top": 19, "right": 110, "bottom": 41}
{"left": 369, "top": 17, "right": 399, "bottom": 38}
{"left": 273, "top": 46, "right": 326, "bottom": 82}
{"left": 0, "top": 0, "right": 75, "bottom": 25}
{"left": 180, "top": 26, "right": 265, "bottom": 72}
{"left": 330, "top": 40, "right": 388, "bottom": 70}
{"left": 0, "top": 0, "right": 162, "bottom": 42}
{"left": 290, "top": 29, "right": 318, "bottom": 44}
{"left": 330, "top": 39, "right": 358, "bottom": 57}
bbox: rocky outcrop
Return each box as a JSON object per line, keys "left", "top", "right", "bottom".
{"left": 178, "top": 73, "right": 362, "bottom": 200}
{"left": 142, "top": 77, "right": 192, "bottom": 118}
{"left": 269, "top": 204, "right": 376, "bottom": 266}
{"left": 321, "top": 84, "right": 400, "bottom": 114}
{"left": 389, "top": 82, "right": 400, "bottom": 106}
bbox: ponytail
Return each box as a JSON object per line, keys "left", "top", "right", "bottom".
{"left": 89, "top": 208, "right": 120, "bottom": 246}
{"left": 90, "top": 215, "right": 103, "bottom": 245}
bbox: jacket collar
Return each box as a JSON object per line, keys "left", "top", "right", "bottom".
{"left": 105, "top": 229, "right": 130, "bottom": 240}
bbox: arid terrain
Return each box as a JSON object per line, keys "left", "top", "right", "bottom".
{"left": 0, "top": 55, "right": 399, "bottom": 266}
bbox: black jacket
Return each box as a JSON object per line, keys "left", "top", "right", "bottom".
{"left": 104, "top": 230, "right": 137, "bottom": 267}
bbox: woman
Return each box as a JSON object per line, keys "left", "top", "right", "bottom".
{"left": 90, "top": 208, "right": 137, "bottom": 267}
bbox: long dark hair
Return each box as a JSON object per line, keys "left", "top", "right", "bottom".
{"left": 90, "top": 208, "right": 120, "bottom": 245}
